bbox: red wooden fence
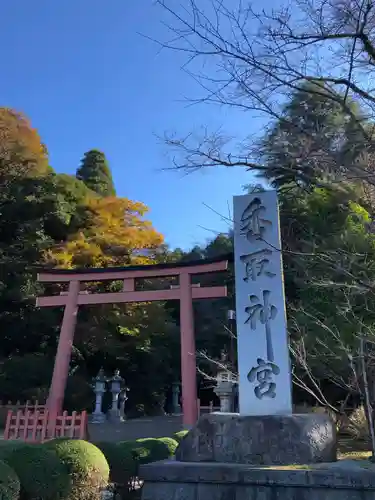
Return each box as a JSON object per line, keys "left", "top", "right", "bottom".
{"left": 4, "top": 410, "right": 88, "bottom": 443}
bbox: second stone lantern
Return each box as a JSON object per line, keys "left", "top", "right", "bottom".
{"left": 108, "top": 369, "right": 125, "bottom": 423}
{"left": 90, "top": 368, "right": 107, "bottom": 424}
{"left": 214, "top": 351, "right": 237, "bottom": 412}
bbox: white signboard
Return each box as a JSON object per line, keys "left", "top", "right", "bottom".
{"left": 233, "top": 191, "right": 292, "bottom": 415}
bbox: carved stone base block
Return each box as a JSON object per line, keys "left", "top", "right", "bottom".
{"left": 175, "top": 412, "right": 337, "bottom": 465}
{"left": 141, "top": 460, "right": 375, "bottom": 500}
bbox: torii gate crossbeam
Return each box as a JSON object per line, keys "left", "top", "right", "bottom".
{"left": 36, "top": 256, "right": 229, "bottom": 427}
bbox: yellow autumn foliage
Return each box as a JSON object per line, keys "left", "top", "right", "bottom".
{"left": 45, "top": 195, "right": 164, "bottom": 268}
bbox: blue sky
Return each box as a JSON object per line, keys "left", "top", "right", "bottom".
{"left": 0, "top": 1, "right": 262, "bottom": 250}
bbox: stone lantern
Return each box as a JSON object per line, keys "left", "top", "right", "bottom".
{"left": 214, "top": 351, "right": 237, "bottom": 413}
{"left": 90, "top": 367, "right": 107, "bottom": 424}
{"left": 108, "top": 369, "right": 124, "bottom": 422}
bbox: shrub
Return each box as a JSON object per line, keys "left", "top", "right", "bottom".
{"left": 133, "top": 437, "right": 178, "bottom": 463}
{"left": 156, "top": 437, "right": 178, "bottom": 458}
{"left": 0, "top": 442, "right": 32, "bottom": 460}
{"left": 0, "top": 459, "right": 20, "bottom": 500}
{"left": 44, "top": 439, "right": 109, "bottom": 500}
{"left": 115, "top": 437, "right": 178, "bottom": 470}
{"left": 3, "top": 443, "right": 71, "bottom": 500}
{"left": 173, "top": 430, "right": 188, "bottom": 443}
{"left": 94, "top": 441, "right": 137, "bottom": 484}
{"left": 117, "top": 440, "right": 149, "bottom": 466}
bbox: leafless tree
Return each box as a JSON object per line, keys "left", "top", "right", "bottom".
{"left": 197, "top": 298, "right": 375, "bottom": 449}
{"left": 195, "top": 320, "right": 238, "bottom": 386}
{"left": 196, "top": 349, "right": 238, "bottom": 385}
{"left": 153, "top": 0, "right": 375, "bottom": 193}
{"left": 289, "top": 295, "right": 375, "bottom": 450}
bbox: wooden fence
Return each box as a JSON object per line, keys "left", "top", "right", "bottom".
{"left": 0, "top": 400, "right": 46, "bottom": 428}
{"left": 4, "top": 410, "right": 88, "bottom": 443}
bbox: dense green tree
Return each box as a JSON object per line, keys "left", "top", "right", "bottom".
{"left": 278, "top": 186, "right": 375, "bottom": 406}
{"left": 258, "top": 83, "right": 366, "bottom": 191}
{"left": 0, "top": 172, "right": 82, "bottom": 359}
{"left": 76, "top": 149, "right": 116, "bottom": 197}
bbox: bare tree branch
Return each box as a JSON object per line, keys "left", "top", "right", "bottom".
{"left": 152, "top": 0, "right": 375, "bottom": 190}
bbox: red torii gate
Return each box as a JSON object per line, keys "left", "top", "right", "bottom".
{"left": 36, "top": 256, "right": 228, "bottom": 427}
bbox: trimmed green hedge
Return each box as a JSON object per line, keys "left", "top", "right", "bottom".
{"left": 150, "top": 437, "right": 178, "bottom": 459}
{"left": 117, "top": 437, "right": 178, "bottom": 466}
{"left": 0, "top": 434, "right": 180, "bottom": 500}
{"left": 0, "top": 442, "right": 32, "bottom": 461}
{"left": 44, "top": 439, "right": 109, "bottom": 500}
{"left": 94, "top": 441, "right": 137, "bottom": 485}
{"left": 2, "top": 444, "right": 71, "bottom": 500}
{"left": 0, "top": 459, "right": 20, "bottom": 500}
{"left": 95, "top": 436, "right": 179, "bottom": 492}
{"left": 173, "top": 430, "right": 189, "bottom": 443}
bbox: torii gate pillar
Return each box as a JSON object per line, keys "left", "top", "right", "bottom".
{"left": 47, "top": 280, "right": 79, "bottom": 417}
{"left": 179, "top": 272, "right": 197, "bottom": 427}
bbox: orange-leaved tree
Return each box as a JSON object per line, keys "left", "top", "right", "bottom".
{"left": 0, "top": 107, "right": 50, "bottom": 179}
{"left": 45, "top": 195, "right": 164, "bottom": 268}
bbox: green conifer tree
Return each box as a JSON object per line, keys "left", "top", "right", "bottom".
{"left": 76, "top": 149, "right": 116, "bottom": 197}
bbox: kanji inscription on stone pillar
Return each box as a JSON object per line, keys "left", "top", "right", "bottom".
{"left": 233, "top": 190, "right": 292, "bottom": 415}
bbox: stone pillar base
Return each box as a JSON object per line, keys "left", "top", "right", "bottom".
{"left": 89, "top": 413, "right": 106, "bottom": 424}
{"left": 175, "top": 412, "right": 337, "bottom": 465}
{"left": 141, "top": 460, "right": 375, "bottom": 500}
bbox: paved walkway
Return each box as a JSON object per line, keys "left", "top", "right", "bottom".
{"left": 88, "top": 415, "right": 183, "bottom": 443}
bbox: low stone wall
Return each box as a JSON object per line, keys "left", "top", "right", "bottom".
{"left": 141, "top": 460, "right": 375, "bottom": 500}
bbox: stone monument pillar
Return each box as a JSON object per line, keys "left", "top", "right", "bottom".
{"left": 90, "top": 368, "right": 107, "bottom": 424}
{"left": 233, "top": 190, "right": 293, "bottom": 415}
{"left": 108, "top": 369, "right": 124, "bottom": 423}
